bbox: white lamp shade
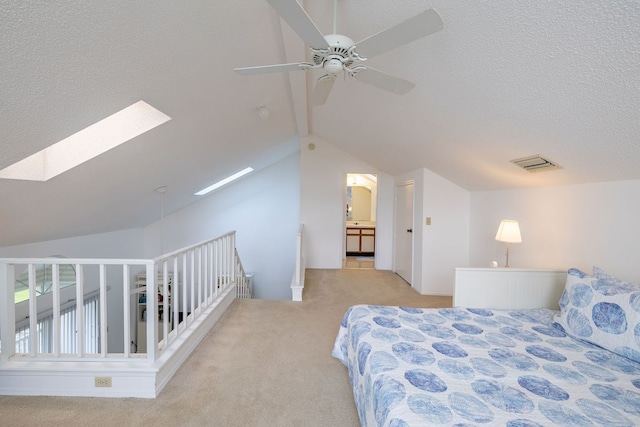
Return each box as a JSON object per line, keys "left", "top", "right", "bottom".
{"left": 495, "top": 219, "right": 522, "bottom": 243}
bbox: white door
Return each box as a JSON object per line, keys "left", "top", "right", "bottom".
{"left": 395, "top": 182, "right": 414, "bottom": 284}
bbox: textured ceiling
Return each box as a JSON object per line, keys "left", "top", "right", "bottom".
{"left": 1, "top": 1, "right": 639, "bottom": 247}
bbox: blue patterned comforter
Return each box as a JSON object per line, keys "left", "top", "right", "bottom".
{"left": 332, "top": 305, "right": 640, "bottom": 426}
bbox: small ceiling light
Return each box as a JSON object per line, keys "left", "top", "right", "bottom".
{"left": 257, "top": 104, "right": 270, "bottom": 120}
{"left": 195, "top": 167, "right": 254, "bottom": 196}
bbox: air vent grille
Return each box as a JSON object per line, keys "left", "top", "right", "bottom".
{"left": 511, "top": 155, "right": 560, "bottom": 173}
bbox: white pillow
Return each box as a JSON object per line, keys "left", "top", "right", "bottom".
{"left": 554, "top": 267, "right": 640, "bottom": 363}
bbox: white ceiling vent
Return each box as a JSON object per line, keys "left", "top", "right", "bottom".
{"left": 511, "top": 155, "right": 560, "bottom": 173}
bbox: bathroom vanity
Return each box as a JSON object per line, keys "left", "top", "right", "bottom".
{"left": 346, "top": 224, "right": 375, "bottom": 255}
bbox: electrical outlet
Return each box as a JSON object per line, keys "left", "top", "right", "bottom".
{"left": 95, "top": 376, "right": 112, "bottom": 387}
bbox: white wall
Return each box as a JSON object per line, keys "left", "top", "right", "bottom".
{"left": 395, "top": 168, "right": 470, "bottom": 296}
{"left": 469, "top": 179, "right": 640, "bottom": 283}
{"left": 422, "top": 168, "right": 470, "bottom": 295}
{"left": 0, "top": 228, "right": 145, "bottom": 259}
{"left": 143, "top": 153, "right": 300, "bottom": 300}
{"left": 300, "top": 135, "right": 394, "bottom": 270}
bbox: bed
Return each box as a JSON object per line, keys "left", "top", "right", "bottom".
{"left": 332, "top": 267, "right": 640, "bottom": 426}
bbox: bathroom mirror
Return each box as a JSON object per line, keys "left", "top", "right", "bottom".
{"left": 346, "top": 174, "right": 377, "bottom": 222}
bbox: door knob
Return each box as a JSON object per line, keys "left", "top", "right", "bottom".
{"left": 407, "top": 229, "right": 413, "bottom": 233}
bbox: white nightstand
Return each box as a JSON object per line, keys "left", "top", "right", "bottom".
{"left": 454, "top": 268, "right": 567, "bottom": 310}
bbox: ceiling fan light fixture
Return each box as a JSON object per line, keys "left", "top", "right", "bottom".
{"left": 324, "top": 58, "right": 343, "bottom": 76}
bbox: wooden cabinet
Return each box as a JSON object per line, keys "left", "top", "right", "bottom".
{"left": 453, "top": 268, "right": 567, "bottom": 310}
{"left": 346, "top": 226, "right": 375, "bottom": 255}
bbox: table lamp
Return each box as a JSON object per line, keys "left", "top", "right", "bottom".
{"left": 495, "top": 219, "right": 522, "bottom": 268}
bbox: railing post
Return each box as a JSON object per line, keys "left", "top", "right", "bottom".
{"left": 173, "top": 255, "right": 179, "bottom": 334}
{"left": 52, "top": 264, "right": 61, "bottom": 356}
{"left": 202, "top": 244, "right": 207, "bottom": 304}
{"left": 190, "top": 250, "right": 195, "bottom": 325}
{"left": 223, "top": 236, "right": 228, "bottom": 288}
{"left": 145, "top": 263, "right": 157, "bottom": 362}
{"left": 99, "top": 264, "right": 108, "bottom": 357}
{"left": 217, "top": 239, "right": 222, "bottom": 293}
{"left": 122, "top": 264, "right": 130, "bottom": 358}
{"left": 162, "top": 259, "right": 170, "bottom": 344}
{"left": 182, "top": 254, "right": 187, "bottom": 330}
{"left": 213, "top": 239, "right": 218, "bottom": 297}
{"left": 0, "top": 262, "right": 16, "bottom": 361}
{"left": 230, "top": 233, "right": 236, "bottom": 286}
{"left": 291, "top": 223, "right": 304, "bottom": 301}
{"left": 197, "top": 247, "right": 203, "bottom": 313}
{"left": 296, "top": 228, "right": 302, "bottom": 285}
{"left": 76, "top": 264, "right": 85, "bottom": 357}
{"left": 28, "top": 263, "right": 38, "bottom": 354}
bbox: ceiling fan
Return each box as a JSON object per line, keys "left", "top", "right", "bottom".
{"left": 234, "top": 0, "right": 444, "bottom": 105}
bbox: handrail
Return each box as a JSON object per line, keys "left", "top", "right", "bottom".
{"left": 234, "top": 248, "right": 252, "bottom": 299}
{"left": 295, "top": 224, "right": 303, "bottom": 286}
{"left": 291, "top": 223, "right": 305, "bottom": 301}
{"left": 152, "top": 230, "right": 237, "bottom": 262}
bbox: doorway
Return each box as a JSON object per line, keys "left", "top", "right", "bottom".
{"left": 343, "top": 173, "right": 377, "bottom": 269}
{"left": 394, "top": 181, "right": 413, "bottom": 284}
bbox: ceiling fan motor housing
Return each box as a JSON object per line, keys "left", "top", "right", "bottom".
{"left": 313, "top": 34, "right": 360, "bottom": 73}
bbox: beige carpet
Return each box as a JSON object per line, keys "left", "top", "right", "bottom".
{"left": 0, "top": 268, "right": 452, "bottom": 426}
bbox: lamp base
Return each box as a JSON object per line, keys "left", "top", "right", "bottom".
{"left": 504, "top": 242, "right": 511, "bottom": 268}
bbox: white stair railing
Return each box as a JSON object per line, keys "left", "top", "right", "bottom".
{"left": 235, "top": 248, "right": 252, "bottom": 299}
{"left": 0, "top": 231, "right": 246, "bottom": 398}
{"left": 291, "top": 223, "right": 305, "bottom": 301}
{"left": 1, "top": 258, "right": 153, "bottom": 361}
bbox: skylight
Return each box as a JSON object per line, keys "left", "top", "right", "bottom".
{"left": 195, "top": 167, "right": 254, "bottom": 196}
{"left": 0, "top": 101, "right": 171, "bottom": 181}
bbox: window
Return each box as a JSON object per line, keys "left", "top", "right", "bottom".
{"left": 15, "top": 294, "right": 100, "bottom": 354}
{"left": 14, "top": 263, "right": 77, "bottom": 304}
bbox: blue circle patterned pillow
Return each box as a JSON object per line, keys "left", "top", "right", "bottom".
{"left": 554, "top": 268, "right": 640, "bottom": 363}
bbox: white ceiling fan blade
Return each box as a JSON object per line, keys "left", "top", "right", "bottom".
{"left": 312, "top": 75, "right": 335, "bottom": 105}
{"left": 352, "top": 67, "right": 415, "bottom": 95}
{"left": 354, "top": 9, "right": 443, "bottom": 59}
{"left": 267, "top": 0, "right": 329, "bottom": 49}
{"left": 234, "top": 62, "right": 313, "bottom": 75}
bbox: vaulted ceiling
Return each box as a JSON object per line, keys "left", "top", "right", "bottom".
{"left": 1, "top": 1, "right": 639, "bottom": 247}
